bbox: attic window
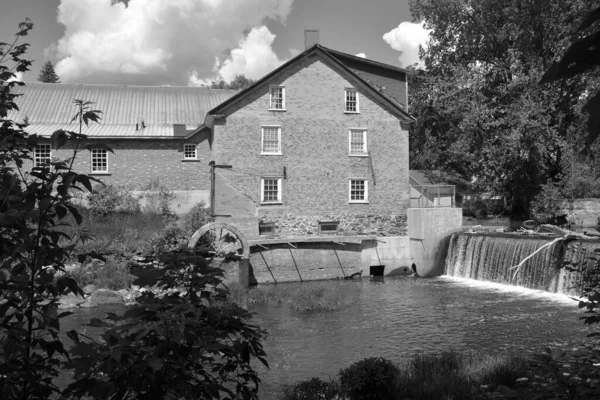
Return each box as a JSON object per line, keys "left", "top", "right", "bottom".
{"left": 345, "top": 88, "right": 359, "bottom": 113}
{"left": 269, "top": 86, "right": 285, "bottom": 110}
{"left": 318, "top": 220, "right": 339, "bottom": 234}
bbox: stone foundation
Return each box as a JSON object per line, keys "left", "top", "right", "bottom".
{"left": 258, "top": 213, "right": 407, "bottom": 237}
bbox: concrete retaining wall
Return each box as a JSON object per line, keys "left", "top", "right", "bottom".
{"left": 408, "top": 208, "right": 463, "bottom": 277}
{"left": 566, "top": 199, "right": 600, "bottom": 228}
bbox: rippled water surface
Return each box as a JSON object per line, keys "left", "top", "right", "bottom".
{"left": 250, "top": 275, "right": 592, "bottom": 396}
{"left": 62, "top": 276, "right": 593, "bottom": 398}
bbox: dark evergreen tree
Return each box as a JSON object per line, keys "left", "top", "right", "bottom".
{"left": 37, "top": 60, "right": 60, "bottom": 83}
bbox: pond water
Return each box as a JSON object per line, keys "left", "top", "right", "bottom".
{"left": 62, "top": 275, "right": 593, "bottom": 398}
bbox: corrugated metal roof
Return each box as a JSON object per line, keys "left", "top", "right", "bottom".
{"left": 8, "top": 83, "right": 238, "bottom": 137}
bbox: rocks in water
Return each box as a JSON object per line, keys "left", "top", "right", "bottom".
{"left": 79, "top": 289, "right": 124, "bottom": 308}
{"left": 58, "top": 293, "right": 86, "bottom": 309}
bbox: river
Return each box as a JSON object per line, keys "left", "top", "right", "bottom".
{"left": 63, "top": 275, "right": 592, "bottom": 398}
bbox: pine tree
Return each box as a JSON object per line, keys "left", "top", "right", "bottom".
{"left": 37, "top": 61, "right": 60, "bottom": 83}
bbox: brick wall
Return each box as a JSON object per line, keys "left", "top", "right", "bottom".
{"left": 213, "top": 55, "right": 409, "bottom": 236}
{"left": 29, "top": 129, "right": 211, "bottom": 190}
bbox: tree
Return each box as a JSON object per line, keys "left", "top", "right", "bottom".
{"left": 408, "top": 0, "right": 599, "bottom": 216}
{"left": 37, "top": 61, "right": 60, "bottom": 83}
{"left": 211, "top": 74, "right": 255, "bottom": 90}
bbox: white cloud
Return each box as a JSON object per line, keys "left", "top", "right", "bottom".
{"left": 50, "top": 0, "right": 294, "bottom": 85}
{"left": 7, "top": 72, "right": 23, "bottom": 82}
{"left": 355, "top": 53, "right": 366, "bottom": 58}
{"left": 382, "top": 21, "right": 430, "bottom": 68}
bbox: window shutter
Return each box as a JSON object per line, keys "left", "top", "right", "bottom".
{"left": 260, "top": 179, "right": 265, "bottom": 203}
{"left": 277, "top": 178, "right": 282, "bottom": 202}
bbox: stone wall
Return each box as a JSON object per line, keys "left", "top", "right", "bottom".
{"left": 258, "top": 213, "right": 407, "bottom": 237}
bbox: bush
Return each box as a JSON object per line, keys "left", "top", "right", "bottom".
{"left": 280, "top": 377, "right": 339, "bottom": 400}
{"left": 530, "top": 182, "right": 568, "bottom": 224}
{"left": 150, "top": 222, "right": 190, "bottom": 254}
{"left": 290, "top": 284, "right": 350, "bottom": 311}
{"left": 67, "top": 260, "right": 135, "bottom": 291}
{"left": 180, "top": 201, "right": 212, "bottom": 234}
{"left": 339, "top": 357, "right": 400, "bottom": 400}
{"left": 88, "top": 185, "right": 140, "bottom": 217}
{"left": 141, "top": 178, "right": 175, "bottom": 216}
{"left": 462, "top": 199, "right": 488, "bottom": 219}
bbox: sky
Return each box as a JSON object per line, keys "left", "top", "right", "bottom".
{"left": 0, "top": 0, "right": 430, "bottom": 86}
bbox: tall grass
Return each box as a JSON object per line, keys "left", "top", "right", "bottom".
{"left": 398, "top": 351, "right": 529, "bottom": 399}
{"left": 290, "top": 283, "right": 351, "bottom": 311}
{"left": 226, "top": 282, "right": 282, "bottom": 309}
{"left": 280, "top": 351, "right": 530, "bottom": 400}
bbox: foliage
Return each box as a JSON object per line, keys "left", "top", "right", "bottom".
{"left": 280, "top": 377, "right": 339, "bottom": 400}
{"left": 0, "top": 19, "right": 107, "bottom": 399}
{"left": 529, "top": 182, "right": 568, "bottom": 223}
{"left": 37, "top": 60, "right": 60, "bottom": 83}
{"left": 211, "top": 74, "right": 255, "bottom": 90}
{"left": 338, "top": 357, "right": 400, "bottom": 400}
{"left": 87, "top": 185, "right": 140, "bottom": 217}
{"left": 180, "top": 200, "right": 211, "bottom": 234}
{"left": 290, "top": 284, "right": 351, "bottom": 312}
{"left": 64, "top": 251, "right": 268, "bottom": 400}
{"left": 226, "top": 282, "right": 283, "bottom": 309}
{"left": 67, "top": 260, "right": 135, "bottom": 291}
{"left": 408, "top": 0, "right": 599, "bottom": 216}
{"left": 540, "top": 5, "right": 600, "bottom": 146}
{"left": 140, "top": 178, "right": 175, "bottom": 217}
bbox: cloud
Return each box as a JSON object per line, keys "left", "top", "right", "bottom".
{"left": 190, "top": 26, "right": 295, "bottom": 85}
{"left": 355, "top": 53, "right": 366, "bottom": 58}
{"left": 7, "top": 72, "right": 23, "bottom": 82}
{"left": 382, "top": 21, "right": 430, "bottom": 68}
{"left": 50, "top": 0, "right": 294, "bottom": 85}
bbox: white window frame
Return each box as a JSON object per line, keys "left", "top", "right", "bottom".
{"left": 183, "top": 143, "right": 197, "bottom": 160}
{"left": 33, "top": 143, "right": 52, "bottom": 168}
{"left": 261, "top": 178, "right": 282, "bottom": 204}
{"left": 348, "top": 128, "right": 368, "bottom": 156}
{"left": 90, "top": 148, "right": 108, "bottom": 173}
{"left": 269, "top": 85, "right": 285, "bottom": 111}
{"left": 349, "top": 179, "right": 368, "bottom": 203}
{"left": 261, "top": 126, "right": 282, "bottom": 155}
{"left": 345, "top": 88, "right": 359, "bottom": 113}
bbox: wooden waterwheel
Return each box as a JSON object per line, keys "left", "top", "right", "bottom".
{"left": 188, "top": 222, "right": 249, "bottom": 259}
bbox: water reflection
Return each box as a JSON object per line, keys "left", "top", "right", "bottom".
{"left": 252, "top": 276, "right": 591, "bottom": 397}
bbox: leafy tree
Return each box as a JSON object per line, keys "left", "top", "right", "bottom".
{"left": 408, "top": 0, "right": 599, "bottom": 216}
{"left": 1, "top": 20, "right": 107, "bottom": 399}
{"left": 211, "top": 74, "right": 255, "bottom": 90}
{"left": 64, "top": 252, "right": 268, "bottom": 400}
{"left": 37, "top": 60, "right": 60, "bottom": 83}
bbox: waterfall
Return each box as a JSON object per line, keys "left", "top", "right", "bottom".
{"left": 444, "top": 233, "right": 599, "bottom": 295}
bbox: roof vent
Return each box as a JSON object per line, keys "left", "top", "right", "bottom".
{"left": 304, "top": 29, "right": 319, "bottom": 50}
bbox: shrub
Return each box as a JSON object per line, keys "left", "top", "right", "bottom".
{"left": 67, "top": 260, "right": 136, "bottom": 291}
{"left": 141, "top": 178, "right": 175, "bottom": 216}
{"left": 150, "top": 222, "right": 190, "bottom": 254}
{"left": 88, "top": 185, "right": 140, "bottom": 217}
{"left": 280, "top": 377, "right": 339, "bottom": 400}
{"left": 180, "top": 201, "right": 212, "bottom": 234}
{"left": 290, "top": 284, "right": 350, "bottom": 311}
{"left": 462, "top": 198, "right": 488, "bottom": 219}
{"left": 529, "top": 182, "right": 568, "bottom": 224}
{"left": 339, "top": 357, "right": 400, "bottom": 400}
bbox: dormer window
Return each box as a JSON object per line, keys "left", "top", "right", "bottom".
{"left": 269, "top": 86, "right": 285, "bottom": 110}
{"left": 345, "top": 88, "right": 359, "bottom": 113}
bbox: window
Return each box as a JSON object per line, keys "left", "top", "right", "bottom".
{"left": 349, "top": 129, "right": 367, "bottom": 156}
{"left": 259, "top": 222, "right": 276, "bottom": 236}
{"left": 91, "top": 148, "right": 108, "bottom": 173}
{"left": 261, "top": 178, "right": 282, "bottom": 204}
{"left": 269, "top": 86, "right": 285, "bottom": 110}
{"left": 349, "top": 179, "right": 368, "bottom": 203}
{"left": 318, "top": 220, "right": 340, "bottom": 234}
{"left": 34, "top": 144, "right": 51, "bottom": 167}
{"left": 183, "top": 144, "right": 197, "bottom": 159}
{"left": 345, "top": 88, "right": 359, "bottom": 113}
{"left": 261, "top": 126, "right": 281, "bottom": 155}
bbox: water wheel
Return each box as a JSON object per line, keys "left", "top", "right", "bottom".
{"left": 188, "top": 222, "right": 249, "bottom": 259}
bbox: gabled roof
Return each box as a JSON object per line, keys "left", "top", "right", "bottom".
{"left": 9, "top": 83, "right": 238, "bottom": 138}
{"left": 410, "top": 170, "right": 470, "bottom": 189}
{"left": 206, "top": 44, "right": 416, "bottom": 124}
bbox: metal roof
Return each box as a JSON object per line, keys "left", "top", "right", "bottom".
{"left": 8, "top": 83, "right": 239, "bottom": 137}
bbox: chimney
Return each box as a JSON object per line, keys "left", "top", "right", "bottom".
{"left": 304, "top": 29, "right": 319, "bottom": 49}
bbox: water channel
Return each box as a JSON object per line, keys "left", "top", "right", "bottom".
{"left": 63, "top": 274, "right": 593, "bottom": 398}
